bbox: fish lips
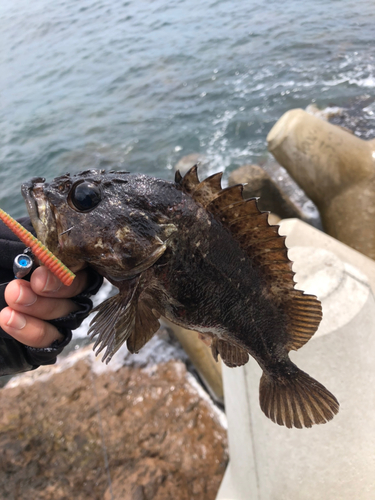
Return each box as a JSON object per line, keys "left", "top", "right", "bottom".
{"left": 21, "top": 178, "right": 58, "bottom": 249}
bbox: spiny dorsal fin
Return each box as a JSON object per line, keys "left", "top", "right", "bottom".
{"left": 175, "top": 170, "right": 183, "bottom": 184}
{"left": 192, "top": 172, "right": 224, "bottom": 207}
{"left": 177, "top": 164, "right": 200, "bottom": 194}
{"left": 179, "top": 168, "right": 322, "bottom": 351}
{"left": 176, "top": 167, "right": 224, "bottom": 207}
{"left": 207, "top": 184, "right": 244, "bottom": 211}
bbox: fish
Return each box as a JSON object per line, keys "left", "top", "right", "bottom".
{"left": 21, "top": 166, "right": 339, "bottom": 428}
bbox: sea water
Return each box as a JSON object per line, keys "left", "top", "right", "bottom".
{"left": 1, "top": 0, "right": 375, "bottom": 216}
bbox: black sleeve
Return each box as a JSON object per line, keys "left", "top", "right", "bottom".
{"left": 0, "top": 217, "right": 103, "bottom": 376}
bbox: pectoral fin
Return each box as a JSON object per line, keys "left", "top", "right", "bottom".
{"left": 88, "top": 277, "right": 161, "bottom": 363}
{"left": 127, "top": 296, "right": 161, "bottom": 353}
{"left": 88, "top": 278, "right": 139, "bottom": 363}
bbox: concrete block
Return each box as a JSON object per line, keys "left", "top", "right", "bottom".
{"left": 228, "top": 165, "right": 306, "bottom": 221}
{"left": 279, "top": 218, "right": 375, "bottom": 294}
{"left": 162, "top": 319, "right": 224, "bottom": 404}
{"left": 267, "top": 108, "right": 375, "bottom": 259}
{"left": 217, "top": 221, "right": 375, "bottom": 500}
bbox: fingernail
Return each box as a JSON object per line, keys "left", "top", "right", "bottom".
{"left": 42, "top": 272, "right": 63, "bottom": 293}
{"left": 16, "top": 284, "right": 37, "bottom": 306}
{"left": 6, "top": 310, "right": 27, "bottom": 330}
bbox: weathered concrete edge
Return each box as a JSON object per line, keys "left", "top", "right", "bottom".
{"left": 279, "top": 218, "right": 375, "bottom": 294}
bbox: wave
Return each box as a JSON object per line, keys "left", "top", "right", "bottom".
{"left": 349, "top": 76, "right": 375, "bottom": 88}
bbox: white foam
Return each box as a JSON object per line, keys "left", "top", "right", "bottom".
{"left": 74, "top": 278, "right": 115, "bottom": 339}
{"left": 349, "top": 75, "right": 375, "bottom": 88}
{"left": 322, "top": 77, "right": 349, "bottom": 87}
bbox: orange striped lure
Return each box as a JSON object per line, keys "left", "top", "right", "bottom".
{"left": 0, "top": 208, "right": 75, "bottom": 286}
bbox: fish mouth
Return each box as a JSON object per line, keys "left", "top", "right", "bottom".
{"left": 21, "top": 178, "right": 58, "bottom": 249}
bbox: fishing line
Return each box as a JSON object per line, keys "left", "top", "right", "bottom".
{"left": 59, "top": 226, "right": 75, "bottom": 236}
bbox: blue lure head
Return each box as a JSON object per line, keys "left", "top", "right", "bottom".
{"left": 13, "top": 252, "right": 34, "bottom": 279}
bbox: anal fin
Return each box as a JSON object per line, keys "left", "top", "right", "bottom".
{"left": 211, "top": 338, "right": 249, "bottom": 367}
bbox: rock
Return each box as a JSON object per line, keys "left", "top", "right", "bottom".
{"left": 217, "top": 220, "right": 375, "bottom": 500}
{"left": 305, "top": 103, "right": 345, "bottom": 121}
{"left": 228, "top": 164, "right": 305, "bottom": 220}
{"left": 267, "top": 108, "right": 375, "bottom": 259}
{"left": 0, "top": 351, "right": 227, "bottom": 500}
{"left": 306, "top": 104, "right": 353, "bottom": 134}
{"left": 267, "top": 213, "right": 281, "bottom": 225}
{"left": 174, "top": 154, "right": 210, "bottom": 176}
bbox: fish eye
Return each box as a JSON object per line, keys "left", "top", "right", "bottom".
{"left": 70, "top": 181, "right": 102, "bottom": 212}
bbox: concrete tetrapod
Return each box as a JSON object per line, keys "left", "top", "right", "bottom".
{"left": 228, "top": 164, "right": 306, "bottom": 221}
{"left": 217, "top": 219, "right": 375, "bottom": 500}
{"left": 267, "top": 108, "right": 375, "bottom": 259}
{"left": 162, "top": 319, "right": 224, "bottom": 404}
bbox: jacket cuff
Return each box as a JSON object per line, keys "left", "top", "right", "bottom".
{"left": 25, "top": 329, "right": 73, "bottom": 367}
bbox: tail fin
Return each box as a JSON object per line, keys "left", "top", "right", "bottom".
{"left": 259, "top": 369, "right": 339, "bottom": 428}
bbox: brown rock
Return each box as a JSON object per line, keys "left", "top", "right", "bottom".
{"left": 0, "top": 356, "right": 227, "bottom": 500}
{"left": 228, "top": 164, "right": 305, "bottom": 220}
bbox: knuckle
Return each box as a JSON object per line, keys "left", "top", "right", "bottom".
{"left": 4, "top": 280, "right": 19, "bottom": 305}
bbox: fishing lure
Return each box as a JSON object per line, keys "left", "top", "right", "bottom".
{"left": 0, "top": 208, "right": 75, "bottom": 286}
{"left": 13, "top": 252, "right": 34, "bottom": 279}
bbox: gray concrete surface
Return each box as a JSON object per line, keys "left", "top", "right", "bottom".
{"left": 217, "top": 220, "right": 375, "bottom": 500}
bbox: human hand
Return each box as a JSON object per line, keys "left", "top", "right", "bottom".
{"left": 0, "top": 266, "right": 90, "bottom": 348}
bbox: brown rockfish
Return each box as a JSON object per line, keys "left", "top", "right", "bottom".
{"left": 22, "top": 167, "right": 339, "bottom": 428}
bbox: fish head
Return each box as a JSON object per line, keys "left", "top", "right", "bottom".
{"left": 21, "top": 170, "right": 177, "bottom": 279}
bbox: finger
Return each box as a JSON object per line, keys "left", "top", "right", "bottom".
{"left": 0, "top": 306, "right": 64, "bottom": 348}
{"left": 4, "top": 280, "right": 80, "bottom": 320}
{"left": 30, "top": 266, "right": 89, "bottom": 298}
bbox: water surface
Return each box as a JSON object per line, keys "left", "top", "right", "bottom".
{"left": 1, "top": 0, "right": 374, "bottom": 215}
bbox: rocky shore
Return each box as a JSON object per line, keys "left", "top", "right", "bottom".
{"left": 0, "top": 339, "right": 228, "bottom": 500}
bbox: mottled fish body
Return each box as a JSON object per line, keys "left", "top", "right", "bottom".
{"left": 22, "top": 167, "right": 339, "bottom": 428}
